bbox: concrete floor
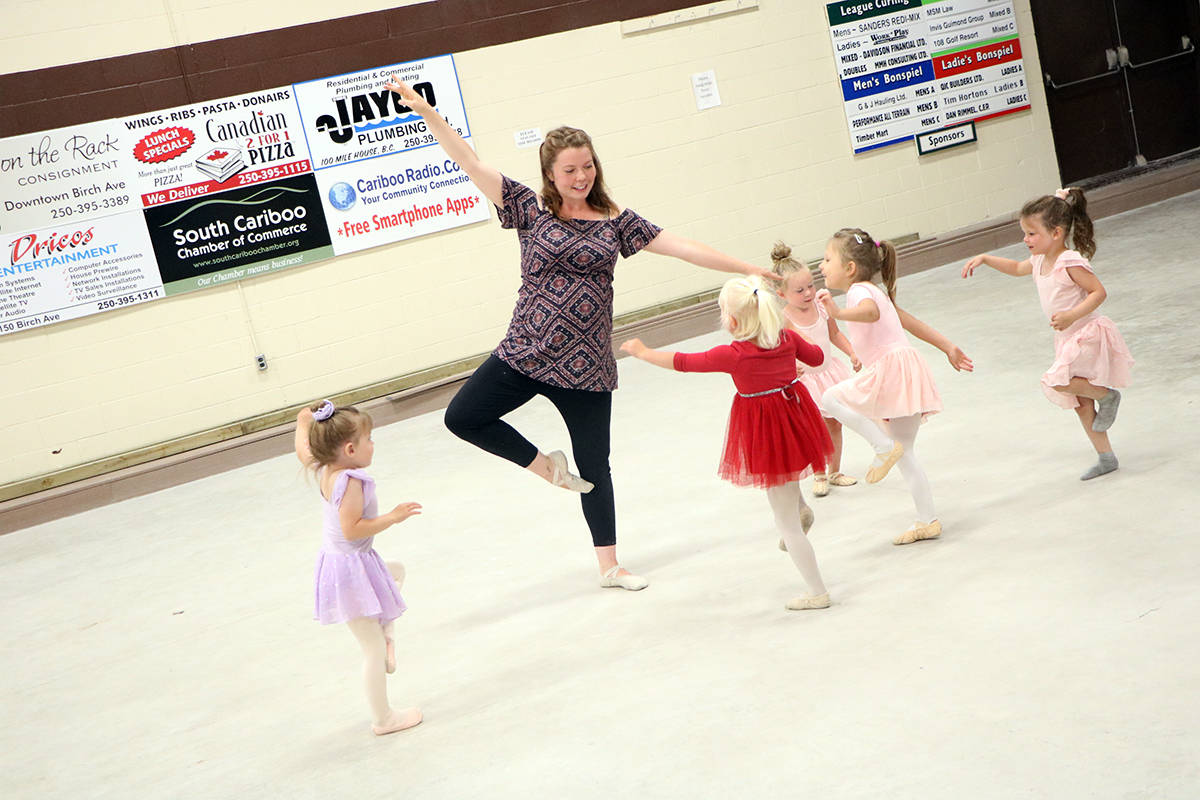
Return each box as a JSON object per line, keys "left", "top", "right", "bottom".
{"left": 3, "top": 191, "right": 1198, "bottom": 799}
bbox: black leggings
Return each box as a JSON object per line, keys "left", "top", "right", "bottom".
{"left": 444, "top": 355, "right": 616, "bottom": 547}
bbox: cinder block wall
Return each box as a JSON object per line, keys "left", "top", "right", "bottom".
{"left": 0, "top": 1, "right": 1059, "bottom": 487}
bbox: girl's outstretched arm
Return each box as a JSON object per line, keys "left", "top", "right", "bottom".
{"left": 384, "top": 76, "right": 503, "bottom": 207}
{"left": 1050, "top": 267, "right": 1107, "bottom": 330}
{"left": 642, "top": 230, "right": 779, "bottom": 284}
{"left": 338, "top": 477, "right": 423, "bottom": 541}
{"left": 827, "top": 319, "right": 861, "bottom": 370}
{"left": 295, "top": 408, "right": 314, "bottom": 465}
{"left": 620, "top": 338, "right": 677, "bottom": 370}
{"left": 962, "top": 253, "right": 1032, "bottom": 277}
{"left": 896, "top": 307, "right": 974, "bottom": 372}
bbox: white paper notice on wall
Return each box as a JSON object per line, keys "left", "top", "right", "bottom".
{"left": 514, "top": 128, "right": 543, "bottom": 149}
{"left": 691, "top": 70, "right": 722, "bottom": 111}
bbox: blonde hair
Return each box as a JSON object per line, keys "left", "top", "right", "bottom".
{"left": 829, "top": 228, "right": 899, "bottom": 301}
{"left": 305, "top": 403, "right": 372, "bottom": 470}
{"left": 718, "top": 276, "right": 784, "bottom": 350}
{"left": 539, "top": 126, "right": 618, "bottom": 219}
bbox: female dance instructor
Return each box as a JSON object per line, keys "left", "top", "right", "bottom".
{"left": 385, "top": 76, "right": 776, "bottom": 591}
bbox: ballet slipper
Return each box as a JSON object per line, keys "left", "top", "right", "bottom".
{"left": 866, "top": 442, "right": 904, "bottom": 484}
{"left": 785, "top": 592, "right": 831, "bottom": 610}
{"left": 372, "top": 707, "right": 422, "bottom": 736}
{"left": 600, "top": 565, "right": 648, "bottom": 591}
{"left": 828, "top": 472, "right": 857, "bottom": 487}
{"left": 893, "top": 519, "right": 941, "bottom": 546}
{"left": 779, "top": 505, "right": 815, "bottom": 551}
{"left": 385, "top": 636, "right": 396, "bottom": 674}
{"left": 813, "top": 474, "right": 830, "bottom": 497}
{"left": 548, "top": 450, "right": 594, "bottom": 493}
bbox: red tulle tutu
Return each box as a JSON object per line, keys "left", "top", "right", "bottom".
{"left": 717, "top": 383, "right": 834, "bottom": 488}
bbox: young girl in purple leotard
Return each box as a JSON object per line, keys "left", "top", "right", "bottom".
{"left": 295, "top": 400, "right": 423, "bottom": 736}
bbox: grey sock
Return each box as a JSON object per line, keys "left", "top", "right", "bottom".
{"left": 1092, "top": 389, "right": 1121, "bottom": 432}
{"left": 1081, "top": 451, "right": 1119, "bottom": 480}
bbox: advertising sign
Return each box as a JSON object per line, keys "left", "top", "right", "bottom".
{"left": 1, "top": 211, "right": 160, "bottom": 334}
{"left": 827, "top": 0, "right": 1029, "bottom": 153}
{"left": 293, "top": 54, "right": 490, "bottom": 255}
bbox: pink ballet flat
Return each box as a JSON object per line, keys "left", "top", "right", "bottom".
{"left": 893, "top": 520, "right": 941, "bottom": 546}
{"left": 372, "top": 707, "right": 422, "bottom": 736}
{"left": 866, "top": 442, "right": 904, "bottom": 484}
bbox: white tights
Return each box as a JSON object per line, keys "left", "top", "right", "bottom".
{"left": 346, "top": 617, "right": 393, "bottom": 726}
{"left": 820, "top": 389, "right": 936, "bottom": 524}
{"left": 765, "top": 482, "right": 827, "bottom": 596}
{"left": 344, "top": 560, "right": 405, "bottom": 727}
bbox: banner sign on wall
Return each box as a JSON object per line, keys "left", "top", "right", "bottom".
{"left": 826, "top": 0, "right": 1029, "bottom": 153}
{"left": 293, "top": 56, "right": 489, "bottom": 255}
{"left": 0, "top": 54, "right": 487, "bottom": 336}
{"left": 0, "top": 212, "right": 160, "bottom": 334}
{"left": 0, "top": 121, "right": 141, "bottom": 236}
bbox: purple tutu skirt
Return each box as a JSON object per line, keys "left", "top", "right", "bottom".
{"left": 313, "top": 548, "right": 406, "bottom": 625}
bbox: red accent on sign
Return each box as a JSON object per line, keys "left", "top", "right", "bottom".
{"left": 932, "top": 38, "right": 1023, "bottom": 78}
{"left": 140, "top": 160, "right": 311, "bottom": 206}
{"left": 207, "top": 150, "right": 229, "bottom": 161}
{"left": 133, "top": 127, "right": 196, "bottom": 163}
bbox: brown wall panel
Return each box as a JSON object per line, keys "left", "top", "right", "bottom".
{"left": 1, "top": 0, "right": 706, "bottom": 138}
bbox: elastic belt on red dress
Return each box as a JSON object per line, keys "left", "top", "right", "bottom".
{"left": 737, "top": 377, "right": 803, "bottom": 398}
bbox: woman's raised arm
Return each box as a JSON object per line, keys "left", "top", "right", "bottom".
{"left": 384, "top": 75, "right": 505, "bottom": 207}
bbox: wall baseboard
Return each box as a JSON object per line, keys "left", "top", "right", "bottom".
{"left": 4, "top": 156, "right": 1199, "bottom": 534}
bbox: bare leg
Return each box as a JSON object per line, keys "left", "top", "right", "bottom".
{"left": 345, "top": 617, "right": 421, "bottom": 734}
{"left": 1071, "top": 399, "right": 1112, "bottom": 455}
{"left": 1074, "top": 400, "right": 1119, "bottom": 479}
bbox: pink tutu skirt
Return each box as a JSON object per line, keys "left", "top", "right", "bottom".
{"left": 827, "top": 346, "right": 941, "bottom": 420}
{"left": 1041, "top": 315, "right": 1133, "bottom": 409}
{"left": 799, "top": 359, "right": 855, "bottom": 419}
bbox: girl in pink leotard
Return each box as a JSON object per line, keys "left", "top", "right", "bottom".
{"left": 963, "top": 188, "right": 1133, "bottom": 480}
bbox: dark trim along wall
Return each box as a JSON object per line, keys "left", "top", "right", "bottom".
{"left": 0, "top": 0, "right": 704, "bottom": 138}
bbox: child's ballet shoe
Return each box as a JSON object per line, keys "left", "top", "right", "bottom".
{"left": 600, "top": 565, "right": 648, "bottom": 591}
{"left": 1092, "top": 389, "right": 1121, "bottom": 432}
{"left": 385, "top": 637, "right": 396, "bottom": 674}
{"left": 866, "top": 442, "right": 904, "bottom": 484}
{"left": 548, "top": 450, "right": 594, "bottom": 493}
{"left": 786, "top": 592, "right": 831, "bottom": 611}
{"left": 828, "top": 472, "right": 857, "bottom": 487}
{"left": 893, "top": 519, "right": 941, "bottom": 545}
{"left": 780, "top": 505, "right": 815, "bottom": 551}
{"left": 372, "top": 707, "right": 422, "bottom": 736}
{"left": 813, "top": 474, "right": 830, "bottom": 497}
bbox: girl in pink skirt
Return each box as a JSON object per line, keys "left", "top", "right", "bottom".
{"left": 771, "top": 241, "right": 861, "bottom": 497}
{"left": 963, "top": 188, "right": 1133, "bottom": 480}
{"left": 295, "top": 400, "right": 423, "bottom": 735}
{"left": 817, "top": 229, "right": 974, "bottom": 545}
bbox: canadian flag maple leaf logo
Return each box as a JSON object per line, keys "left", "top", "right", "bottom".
{"left": 207, "top": 150, "right": 229, "bottom": 161}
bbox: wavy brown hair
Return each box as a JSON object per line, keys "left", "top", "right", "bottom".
{"left": 539, "top": 126, "right": 618, "bottom": 219}
{"left": 1020, "top": 187, "right": 1096, "bottom": 259}
{"left": 829, "top": 228, "right": 899, "bottom": 301}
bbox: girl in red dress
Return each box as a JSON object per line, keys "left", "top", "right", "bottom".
{"left": 621, "top": 276, "right": 835, "bottom": 610}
